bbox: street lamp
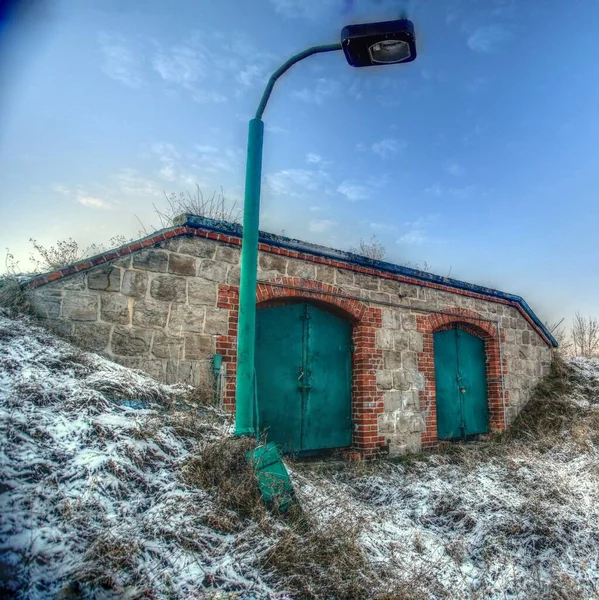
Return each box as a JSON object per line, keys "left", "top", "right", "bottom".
{"left": 235, "top": 19, "right": 417, "bottom": 437}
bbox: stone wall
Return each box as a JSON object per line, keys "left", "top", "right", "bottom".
{"left": 26, "top": 225, "right": 553, "bottom": 456}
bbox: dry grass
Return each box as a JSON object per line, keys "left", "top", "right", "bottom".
{"left": 182, "top": 436, "right": 264, "bottom": 518}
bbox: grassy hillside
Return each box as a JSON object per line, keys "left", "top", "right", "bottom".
{"left": 1, "top": 311, "right": 599, "bottom": 599}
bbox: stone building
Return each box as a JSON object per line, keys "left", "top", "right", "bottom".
{"left": 25, "top": 215, "right": 556, "bottom": 457}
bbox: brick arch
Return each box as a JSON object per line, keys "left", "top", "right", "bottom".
{"left": 256, "top": 277, "right": 366, "bottom": 321}
{"left": 416, "top": 308, "right": 508, "bottom": 449}
{"left": 216, "top": 278, "right": 386, "bottom": 457}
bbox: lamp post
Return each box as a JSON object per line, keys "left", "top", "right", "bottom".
{"left": 235, "top": 18, "right": 417, "bottom": 437}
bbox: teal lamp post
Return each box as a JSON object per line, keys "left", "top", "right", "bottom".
{"left": 235, "top": 18, "right": 417, "bottom": 436}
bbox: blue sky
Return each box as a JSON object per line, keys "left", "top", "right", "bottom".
{"left": 1, "top": 0, "right": 599, "bottom": 326}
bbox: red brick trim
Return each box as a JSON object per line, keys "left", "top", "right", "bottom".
{"left": 217, "top": 278, "right": 385, "bottom": 458}
{"left": 416, "top": 308, "right": 508, "bottom": 450}
{"left": 23, "top": 224, "right": 552, "bottom": 348}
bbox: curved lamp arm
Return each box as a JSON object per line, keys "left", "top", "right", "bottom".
{"left": 256, "top": 43, "right": 342, "bottom": 119}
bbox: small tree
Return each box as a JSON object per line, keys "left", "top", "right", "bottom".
{"left": 571, "top": 312, "right": 599, "bottom": 357}
{"left": 545, "top": 319, "right": 572, "bottom": 356}
{"left": 349, "top": 235, "right": 386, "bottom": 261}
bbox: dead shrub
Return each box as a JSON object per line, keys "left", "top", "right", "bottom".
{"left": 181, "top": 436, "right": 263, "bottom": 518}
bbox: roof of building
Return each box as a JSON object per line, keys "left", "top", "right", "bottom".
{"left": 25, "top": 214, "right": 558, "bottom": 348}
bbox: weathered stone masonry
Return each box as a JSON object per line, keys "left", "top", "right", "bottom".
{"left": 25, "top": 216, "right": 555, "bottom": 457}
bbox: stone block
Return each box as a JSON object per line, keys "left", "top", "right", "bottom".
{"left": 111, "top": 326, "right": 152, "bottom": 356}
{"left": 383, "top": 391, "right": 402, "bottom": 411}
{"left": 287, "top": 260, "right": 315, "bottom": 279}
{"left": 121, "top": 270, "right": 148, "bottom": 298}
{"left": 87, "top": 265, "right": 121, "bottom": 292}
{"left": 46, "top": 320, "right": 74, "bottom": 338}
{"left": 393, "top": 370, "right": 414, "bottom": 391}
{"left": 376, "top": 329, "right": 394, "bottom": 350}
{"left": 380, "top": 279, "right": 401, "bottom": 295}
{"left": 316, "top": 265, "right": 335, "bottom": 284}
{"left": 369, "top": 291, "right": 391, "bottom": 303}
{"left": 521, "top": 330, "right": 530, "bottom": 345}
{"left": 204, "top": 307, "right": 229, "bottom": 335}
{"left": 132, "top": 300, "right": 169, "bottom": 328}
{"left": 165, "top": 359, "right": 201, "bottom": 386}
{"left": 100, "top": 294, "right": 130, "bottom": 324}
{"left": 184, "top": 334, "right": 215, "bottom": 359}
{"left": 393, "top": 331, "right": 409, "bottom": 351}
{"left": 61, "top": 273, "right": 86, "bottom": 290}
{"left": 198, "top": 260, "right": 228, "bottom": 282}
{"left": 62, "top": 293, "right": 98, "bottom": 321}
{"left": 152, "top": 331, "right": 183, "bottom": 359}
{"left": 178, "top": 237, "right": 217, "bottom": 258}
{"left": 168, "top": 253, "right": 197, "bottom": 276}
{"left": 383, "top": 350, "right": 402, "bottom": 370}
{"left": 117, "top": 357, "right": 164, "bottom": 381}
{"left": 259, "top": 253, "right": 287, "bottom": 274}
{"left": 399, "top": 284, "right": 418, "bottom": 298}
{"left": 113, "top": 255, "right": 131, "bottom": 269}
{"left": 335, "top": 269, "right": 354, "bottom": 287}
{"left": 408, "top": 331, "right": 424, "bottom": 353}
{"left": 215, "top": 245, "right": 240, "bottom": 264}
{"left": 402, "top": 351, "right": 418, "bottom": 372}
{"left": 169, "top": 305, "right": 205, "bottom": 333}
{"left": 150, "top": 275, "right": 187, "bottom": 302}
{"left": 29, "top": 293, "right": 62, "bottom": 319}
{"left": 188, "top": 279, "right": 217, "bottom": 306}
{"left": 132, "top": 249, "right": 169, "bottom": 272}
{"left": 376, "top": 370, "right": 393, "bottom": 390}
{"left": 227, "top": 265, "right": 240, "bottom": 285}
{"left": 413, "top": 372, "right": 425, "bottom": 392}
{"left": 378, "top": 412, "right": 397, "bottom": 434}
{"left": 354, "top": 273, "right": 379, "bottom": 291}
{"left": 73, "top": 323, "right": 111, "bottom": 352}
{"left": 382, "top": 309, "right": 399, "bottom": 329}
{"left": 401, "top": 313, "right": 417, "bottom": 331}
{"left": 161, "top": 238, "right": 181, "bottom": 252}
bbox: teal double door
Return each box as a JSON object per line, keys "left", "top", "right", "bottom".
{"left": 434, "top": 327, "right": 489, "bottom": 439}
{"left": 255, "top": 302, "right": 352, "bottom": 453}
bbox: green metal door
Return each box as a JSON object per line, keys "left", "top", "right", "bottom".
{"left": 255, "top": 302, "right": 352, "bottom": 452}
{"left": 434, "top": 327, "right": 489, "bottom": 440}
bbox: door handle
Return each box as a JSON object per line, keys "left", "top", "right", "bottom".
{"left": 298, "top": 366, "right": 304, "bottom": 381}
{"left": 460, "top": 388, "right": 466, "bottom": 393}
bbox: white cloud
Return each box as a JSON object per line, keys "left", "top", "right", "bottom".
{"left": 268, "top": 0, "right": 340, "bottom": 19}
{"left": 98, "top": 33, "right": 144, "bottom": 88}
{"left": 266, "top": 169, "right": 324, "bottom": 196}
{"left": 77, "top": 195, "right": 113, "bottom": 210}
{"left": 309, "top": 205, "right": 326, "bottom": 212}
{"left": 306, "top": 153, "right": 322, "bottom": 164}
{"left": 372, "top": 138, "right": 406, "bottom": 159}
{"left": 292, "top": 78, "right": 339, "bottom": 104}
{"left": 467, "top": 24, "right": 512, "bottom": 53}
{"left": 153, "top": 43, "right": 208, "bottom": 87}
{"left": 397, "top": 216, "right": 437, "bottom": 246}
{"left": 309, "top": 219, "right": 337, "bottom": 233}
{"left": 446, "top": 162, "right": 465, "bottom": 177}
{"left": 117, "top": 169, "right": 162, "bottom": 197}
{"left": 337, "top": 181, "right": 370, "bottom": 202}
{"left": 425, "top": 183, "right": 476, "bottom": 199}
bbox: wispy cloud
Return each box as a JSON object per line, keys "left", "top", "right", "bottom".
{"left": 425, "top": 183, "right": 476, "bottom": 199}
{"left": 397, "top": 216, "right": 438, "bottom": 246}
{"left": 77, "top": 195, "right": 113, "bottom": 210}
{"left": 467, "top": 24, "right": 512, "bottom": 53}
{"left": 117, "top": 169, "right": 162, "bottom": 197}
{"left": 269, "top": 0, "right": 341, "bottom": 19}
{"left": 337, "top": 180, "right": 370, "bottom": 202}
{"left": 266, "top": 168, "right": 325, "bottom": 196}
{"left": 98, "top": 33, "right": 144, "bottom": 88}
{"left": 292, "top": 78, "right": 339, "bottom": 104}
{"left": 306, "top": 153, "right": 322, "bottom": 164}
{"left": 372, "top": 138, "right": 406, "bottom": 159}
{"left": 445, "top": 162, "right": 465, "bottom": 177}
{"left": 309, "top": 219, "right": 337, "bottom": 233}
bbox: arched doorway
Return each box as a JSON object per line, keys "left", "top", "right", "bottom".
{"left": 255, "top": 301, "right": 352, "bottom": 453}
{"left": 434, "top": 326, "right": 490, "bottom": 439}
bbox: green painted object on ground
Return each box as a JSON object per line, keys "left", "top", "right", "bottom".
{"left": 255, "top": 302, "right": 352, "bottom": 453}
{"left": 246, "top": 442, "right": 294, "bottom": 512}
{"left": 434, "top": 327, "right": 489, "bottom": 439}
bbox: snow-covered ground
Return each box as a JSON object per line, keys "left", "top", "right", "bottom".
{"left": 2, "top": 311, "right": 599, "bottom": 599}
